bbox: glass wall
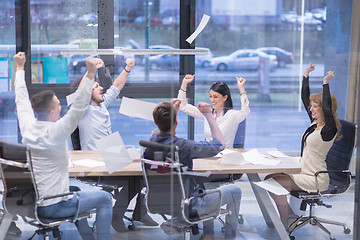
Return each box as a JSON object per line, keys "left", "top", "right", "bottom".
{"left": 0, "top": 0, "right": 358, "bottom": 239}
{"left": 0, "top": 0, "right": 351, "bottom": 151}
{"left": 194, "top": 0, "right": 327, "bottom": 151}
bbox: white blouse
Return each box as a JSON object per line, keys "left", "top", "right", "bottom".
{"left": 177, "top": 89, "right": 250, "bottom": 148}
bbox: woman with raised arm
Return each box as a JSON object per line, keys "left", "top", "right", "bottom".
{"left": 177, "top": 74, "right": 250, "bottom": 148}
{"left": 265, "top": 62, "right": 341, "bottom": 231}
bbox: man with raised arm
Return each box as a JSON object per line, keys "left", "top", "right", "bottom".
{"left": 76, "top": 58, "right": 158, "bottom": 231}
{"left": 14, "top": 52, "right": 113, "bottom": 240}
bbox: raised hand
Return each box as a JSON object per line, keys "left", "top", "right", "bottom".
{"left": 197, "top": 102, "right": 212, "bottom": 114}
{"left": 125, "top": 58, "right": 135, "bottom": 68}
{"left": 236, "top": 77, "right": 246, "bottom": 94}
{"left": 14, "top": 52, "right": 26, "bottom": 70}
{"left": 171, "top": 98, "right": 181, "bottom": 110}
{"left": 85, "top": 57, "right": 104, "bottom": 74}
{"left": 182, "top": 74, "right": 194, "bottom": 85}
{"left": 323, "top": 71, "right": 335, "bottom": 84}
{"left": 304, "top": 62, "right": 315, "bottom": 77}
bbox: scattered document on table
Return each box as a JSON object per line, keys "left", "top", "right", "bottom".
{"left": 242, "top": 149, "right": 280, "bottom": 165}
{"left": 127, "top": 146, "right": 141, "bottom": 160}
{"left": 186, "top": 14, "right": 210, "bottom": 44}
{"left": 95, "top": 131, "right": 132, "bottom": 174}
{"left": 119, "top": 97, "right": 157, "bottom": 121}
{"left": 219, "top": 149, "right": 246, "bottom": 165}
{"left": 72, "top": 159, "right": 106, "bottom": 168}
{"left": 253, "top": 178, "right": 289, "bottom": 195}
{"left": 267, "top": 150, "right": 290, "bottom": 158}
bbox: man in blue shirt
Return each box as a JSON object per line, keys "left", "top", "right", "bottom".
{"left": 147, "top": 100, "right": 242, "bottom": 240}
{"left": 76, "top": 59, "right": 157, "bottom": 232}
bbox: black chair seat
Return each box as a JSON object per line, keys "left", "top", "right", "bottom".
{"left": 288, "top": 120, "right": 355, "bottom": 239}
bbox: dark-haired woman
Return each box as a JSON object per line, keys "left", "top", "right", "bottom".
{"left": 177, "top": 74, "right": 250, "bottom": 148}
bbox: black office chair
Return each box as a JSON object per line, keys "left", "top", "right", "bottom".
{"left": 0, "top": 140, "right": 93, "bottom": 240}
{"left": 289, "top": 120, "right": 355, "bottom": 240}
{"left": 139, "top": 140, "right": 229, "bottom": 240}
{"left": 233, "top": 119, "right": 246, "bottom": 149}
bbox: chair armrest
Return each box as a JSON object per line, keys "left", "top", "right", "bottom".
{"left": 0, "top": 158, "right": 28, "bottom": 169}
{"left": 141, "top": 158, "right": 182, "bottom": 168}
{"left": 182, "top": 189, "right": 223, "bottom": 224}
{"left": 314, "top": 169, "right": 351, "bottom": 195}
{"left": 36, "top": 192, "right": 82, "bottom": 223}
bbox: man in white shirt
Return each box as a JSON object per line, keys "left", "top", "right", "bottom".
{"left": 14, "top": 52, "right": 113, "bottom": 240}
{"left": 75, "top": 58, "right": 158, "bottom": 231}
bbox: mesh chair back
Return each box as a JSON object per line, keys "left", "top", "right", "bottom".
{"left": 0, "top": 141, "right": 36, "bottom": 218}
{"left": 140, "top": 140, "right": 189, "bottom": 218}
{"left": 71, "top": 127, "right": 81, "bottom": 150}
{"left": 325, "top": 120, "right": 355, "bottom": 193}
{"left": 233, "top": 120, "right": 246, "bottom": 148}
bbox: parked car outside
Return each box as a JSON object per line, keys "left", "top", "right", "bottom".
{"left": 149, "top": 44, "right": 175, "bottom": 54}
{"left": 257, "top": 47, "right": 294, "bottom": 68}
{"left": 68, "top": 54, "right": 91, "bottom": 75}
{"left": 210, "top": 49, "right": 277, "bottom": 71}
{"left": 68, "top": 50, "right": 134, "bottom": 75}
{"left": 148, "top": 54, "right": 179, "bottom": 71}
{"left": 195, "top": 47, "right": 214, "bottom": 68}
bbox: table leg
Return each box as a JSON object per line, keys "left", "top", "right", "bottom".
{"left": 247, "top": 173, "right": 290, "bottom": 240}
{"left": 0, "top": 211, "right": 13, "bottom": 240}
{"left": 129, "top": 176, "right": 142, "bottom": 220}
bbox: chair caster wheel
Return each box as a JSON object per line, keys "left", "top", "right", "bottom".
{"left": 238, "top": 215, "right": 244, "bottom": 224}
{"left": 289, "top": 236, "right": 295, "bottom": 240}
{"left": 344, "top": 228, "right": 351, "bottom": 234}
{"left": 221, "top": 227, "right": 226, "bottom": 232}
{"left": 330, "top": 237, "right": 336, "bottom": 240}
{"left": 128, "top": 224, "right": 135, "bottom": 231}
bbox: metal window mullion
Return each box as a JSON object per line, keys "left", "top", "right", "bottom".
{"left": 180, "top": 0, "right": 195, "bottom": 140}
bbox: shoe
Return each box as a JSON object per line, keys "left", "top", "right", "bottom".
{"left": 287, "top": 214, "right": 302, "bottom": 233}
{"left": 133, "top": 214, "right": 158, "bottom": 226}
{"left": 112, "top": 220, "right": 128, "bottom": 232}
{"left": 160, "top": 218, "right": 186, "bottom": 235}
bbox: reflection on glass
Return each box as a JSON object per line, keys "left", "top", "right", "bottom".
{"left": 194, "top": 0, "right": 325, "bottom": 151}
{"left": 114, "top": 0, "right": 180, "bottom": 83}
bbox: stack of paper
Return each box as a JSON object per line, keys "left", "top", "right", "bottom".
{"left": 219, "top": 149, "right": 245, "bottom": 165}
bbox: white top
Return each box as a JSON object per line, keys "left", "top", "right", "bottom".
{"left": 178, "top": 89, "right": 250, "bottom": 148}
{"left": 290, "top": 124, "right": 334, "bottom": 192}
{"left": 15, "top": 70, "right": 94, "bottom": 206}
{"left": 78, "top": 85, "right": 120, "bottom": 150}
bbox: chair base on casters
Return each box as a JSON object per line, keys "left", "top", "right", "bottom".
{"left": 289, "top": 215, "right": 351, "bottom": 240}
{"left": 160, "top": 218, "right": 199, "bottom": 240}
{"left": 28, "top": 226, "right": 62, "bottom": 240}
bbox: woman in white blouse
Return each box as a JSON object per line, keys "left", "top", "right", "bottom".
{"left": 177, "top": 74, "right": 250, "bottom": 148}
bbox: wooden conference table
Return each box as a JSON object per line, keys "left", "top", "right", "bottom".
{"left": 69, "top": 149, "right": 300, "bottom": 240}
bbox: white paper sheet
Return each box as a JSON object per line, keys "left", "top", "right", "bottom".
{"left": 119, "top": 97, "right": 157, "bottom": 121}
{"left": 66, "top": 91, "right": 78, "bottom": 106}
{"left": 186, "top": 14, "right": 210, "bottom": 44}
{"left": 72, "top": 158, "right": 106, "bottom": 168}
{"left": 95, "top": 132, "right": 132, "bottom": 174}
{"left": 127, "top": 147, "right": 141, "bottom": 160}
{"left": 219, "top": 149, "right": 245, "bottom": 165}
{"left": 253, "top": 178, "right": 289, "bottom": 195}
{"left": 242, "top": 149, "right": 280, "bottom": 166}
{"left": 267, "top": 150, "right": 290, "bottom": 158}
